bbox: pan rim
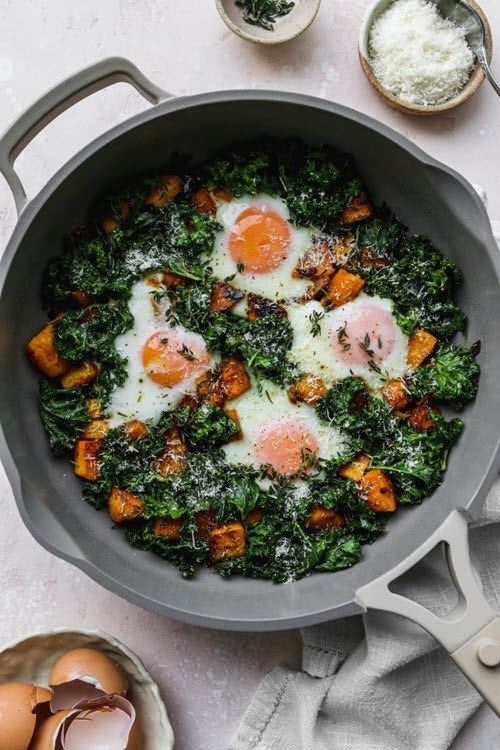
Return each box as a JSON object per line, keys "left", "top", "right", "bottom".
{"left": 1, "top": 89, "right": 500, "bottom": 630}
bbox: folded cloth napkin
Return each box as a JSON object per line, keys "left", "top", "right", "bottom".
{"left": 231, "top": 222, "right": 500, "bottom": 750}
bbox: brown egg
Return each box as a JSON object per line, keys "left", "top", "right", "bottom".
{"left": 127, "top": 716, "right": 143, "bottom": 750}
{"left": 30, "top": 710, "right": 71, "bottom": 750}
{"left": 0, "top": 682, "right": 52, "bottom": 750}
{"left": 49, "top": 648, "right": 129, "bottom": 695}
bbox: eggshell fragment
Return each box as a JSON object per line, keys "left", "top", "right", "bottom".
{"left": 0, "top": 682, "right": 52, "bottom": 750}
{"left": 30, "top": 710, "right": 72, "bottom": 750}
{"left": 49, "top": 649, "right": 128, "bottom": 711}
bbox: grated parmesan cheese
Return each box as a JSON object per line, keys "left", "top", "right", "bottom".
{"left": 368, "top": 0, "right": 475, "bottom": 106}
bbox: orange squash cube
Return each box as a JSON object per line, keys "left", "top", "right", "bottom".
{"left": 101, "top": 216, "right": 119, "bottom": 234}
{"left": 26, "top": 322, "right": 71, "bottom": 378}
{"left": 407, "top": 329, "right": 438, "bottom": 370}
{"left": 359, "top": 469, "right": 396, "bottom": 513}
{"left": 196, "top": 509, "right": 216, "bottom": 539}
{"left": 153, "top": 516, "right": 183, "bottom": 541}
{"left": 108, "top": 488, "right": 144, "bottom": 523}
{"left": 288, "top": 374, "right": 327, "bottom": 406}
{"left": 154, "top": 428, "right": 188, "bottom": 477}
{"left": 81, "top": 420, "right": 110, "bottom": 439}
{"left": 146, "top": 174, "right": 183, "bottom": 206}
{"left": 60, "top": 360, "right": 99, "bottom": 389}
{"left": 123, "top": 420, "right": 148, "bottom": 441}
{"left": 306, "top": 506, "right": 346, "bottom": 531}
{"left": 189, "top": 187, "right": 216, "bottom": 216}
{"left": 209, "top": 522, "right": 246, "bottom": 563}
{"left": 210, "top": 281, "right": 244, "bottom": 313}
{"left": 245, "top": 509, "right": 264, "bottom": 526}
{"left": 225, "top": 408, "right": 243, "bottom": 441}
{"left": 381, "top": 378, "right": 411, "bottom": 411}
{"left": 220, "top": 358, "right": 251, "bottom": 401}
{"left": 339, "top": 453, "right": 371, "bottom": 482}
{"left": 74, "top": 439, "right": 103, "bottom": 482}
{"left": 340, "top": 194, "right": 373, "bottom": 225}
{"left": 323, "top": 268, "right": 365, "bottom": 308}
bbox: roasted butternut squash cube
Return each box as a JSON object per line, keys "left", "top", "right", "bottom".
{"left": 340, "top": 194, "right": 373, "bottom": 225}
{"left": 162, "top": 270, "right": 185, "bottom": 289}
{"left": 209, "top": 522, "right": 246, "bottom": 563}
{"left": 359, "top": 469, "right": 396, "bottom": 513}
{"left": 293, "top": 241, "right": 333, "bottom": 279}
{"left": 60, "top": 360, "right": 99, "bottom": 389}
{"left": 288, "top": 374, "right": 327, "bottom": 405}
{"left": 26, "top": 322, "right": 71, "bottom": 378}
{"left": 212, "top": 187, "right": 232, "bottom": 202}
{"left": 102, "top": 216, "right": 119, "bottom": 234}
{"left": 153, "top": 516, "right": 183, "bottom": 541}
{"left": 74, "top": 439, "right": 103, "bottom": 482}
{"left": 196, "top": 369, "right": 225, "bottom": 407}
{"left": 124, "top": 420, "right": 148, "bottom": 441}
{"left": 146, "top": 174, "right": 183, "bottom": 206}
{"left": 247, "top": 294, "right": 287, "bottom": 321}
{"left": 72, "top": 290, "right": 94, "bottom": 307}
{"left": 108, "top": 488, "right": 144, "bottom": 523}
{"left": 210, "top": 281, "right": 244, "bottom": 313}
{"left": 407, "top": 329, "right": 438, "bottom": 370}
{"left": 245, "top": 509, "right": 264, "bottom": 526}
{"left": 225, "top": 408, "right": 243, "bottom": 442}
{"left": 407, "top": 403, "right": 438, "bottom": 432}
{"left": 381, "top": 378, "right": 411, "bottom": 411}
{"left": 86, "top": 398, "right": 102, "bottom": 419}
{"left": 196, "top": 509, "right": 216, "bottom": 539}
{"left": 189, "top": 187, "right": 216, "bottom": 216}
{"left": 154, "top": 427, "right": 188, "bottom": 477}
{"left": 220, "top": 358, "right": 251, "bottom": 401}
{"left": 82, "top": 419, "right": 110, "bottom": 439}
{"left": 339, "top": 453, "right": 371, "bottom": 482}
{"left": 323, "top": 268, "right": 365, "bottom": 308}
{"left": 306, "top": 505, "right": 346, "bottom": 531}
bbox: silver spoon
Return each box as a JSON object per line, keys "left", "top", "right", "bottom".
{"left": 434, "top": 0, "right": 500, "bottom": 97}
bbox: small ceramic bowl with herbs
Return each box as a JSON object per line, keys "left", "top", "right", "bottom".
{"left": 216, "top": 0, "right": 321, "bottom": 44}
{"left": 359, "top": 0, "right": 493, "bottom": 114}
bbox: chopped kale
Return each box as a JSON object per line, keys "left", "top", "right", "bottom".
{"left": 407, "top": 343, "right": 480, "bottom": 409}
{"left": 34, "top": 138, "right": 478, "bottom": 583}
{"left": 39, "top": 381, "right": 89, "bottom": 454}
{"left": 360, "top": 233, "right": 464, "bottom": 338}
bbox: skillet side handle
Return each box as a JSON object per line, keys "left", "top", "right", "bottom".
{"left": 356, "top": 510, "right": 500, "bottom": 716}
{"left": 0, "top": 57, "right": 171, "bottom": 215}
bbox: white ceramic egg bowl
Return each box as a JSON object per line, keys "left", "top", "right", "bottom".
{"left": 0, "top": 629, "right": 174, "bottom": 750}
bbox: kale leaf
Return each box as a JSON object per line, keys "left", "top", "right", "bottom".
{"left": 407, "top": 343, "right": 480, "bottom": 409}
{"left": 361, "top": 234, "right": 464, "bottom": 338}
{"left": 39, "top": 381, "right": 89, "bottom": 455}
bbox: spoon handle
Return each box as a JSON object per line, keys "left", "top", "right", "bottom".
{"left": 477, "top": 48, "right": 500, "bottom": 98}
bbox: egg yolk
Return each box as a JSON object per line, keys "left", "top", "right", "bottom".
{"left": 142, "top": 330, "right": 210, "bottom": 387}
{"left": 229, "top": 206, "right": 291, "bottom": 274}
{"left": 255, "top": 420, "right": 319, "bottom": 476}
{"left": 331, "top": 305, "right": 396, "bottom": 366}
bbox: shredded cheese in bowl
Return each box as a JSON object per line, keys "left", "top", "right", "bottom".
{"left": 368, "top": 0, "right": 475, "bottom": 106}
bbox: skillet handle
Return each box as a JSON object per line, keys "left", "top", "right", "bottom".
{"left": 356, "top": 510, "right": 500, "bottom": 715}
{"left": 0, "top": 57, "right": 170, "bottom": 215}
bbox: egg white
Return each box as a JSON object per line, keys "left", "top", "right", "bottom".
{"left": 107, "top": 276, "right": 215, "bottom": 426}
{"left": 286, "top": 293, "right": 408, "bottom": 390}
{"left": 210, "top": 194, "right": 312, "bottom": 300}
{"left": 222, "top": 380, "right": 347, "bottom": 471}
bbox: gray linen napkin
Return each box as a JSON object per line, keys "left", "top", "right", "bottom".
{"left": 231, "top": 222, "right": 500, "bottom": 750}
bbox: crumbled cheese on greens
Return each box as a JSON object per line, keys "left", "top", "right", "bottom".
{"left": 368, "top": 0, "right": 474, "bottom": 106}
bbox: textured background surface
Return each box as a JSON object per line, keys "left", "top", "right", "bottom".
{"left": 0, "top": 1, "right": 499, "bottom": 747}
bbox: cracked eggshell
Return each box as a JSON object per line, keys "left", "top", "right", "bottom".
{"left": 0, "top": 682, "right": 52, "bottom": 750}
{"left": 49, "top": 648, "right": 129, "bottom": 698}
{"left": 0, "top": 630, "right": 173, "bottom": 750}
{"left": 30, "top": 710, "right": 72, "bottom": 750}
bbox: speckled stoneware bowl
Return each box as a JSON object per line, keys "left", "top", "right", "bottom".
{"left": 216, "top": 0, "right": 321, "bottom": 44}
{"left": 0, "top": 629, "right": 174, "bottom": 750}
{"left": 359, "top": 0, "right": 493, "bottom": 115}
